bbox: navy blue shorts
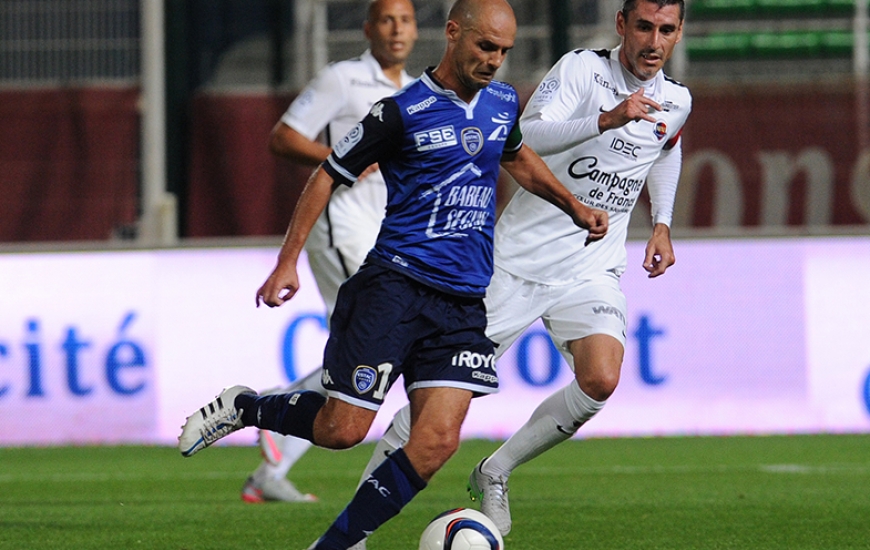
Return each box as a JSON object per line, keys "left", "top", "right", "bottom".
{"left": 320, "top": 263, "right": 497, "bottom": 410}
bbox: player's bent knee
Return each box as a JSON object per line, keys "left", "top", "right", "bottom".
{"left": 313, "top": 400, "right": 375, "bottom": 449}
{"left": 323, "top": 431, "right": 366, "bottom": 450}
{"left": 578, "top": 369, "right": 620, "bottom": 401}
{"left": 433, "top": 431, "right": 461, "bottom": 458}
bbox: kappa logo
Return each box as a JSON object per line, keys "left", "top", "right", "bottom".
{"left": 370, "top": 102, "right": 385, "bottom": 122}
{"left": 321, "top": 369, "right": 334, "bottom": 387}
{"left": 353, "top": 365, "right": 378, "bottom": 394}
{"left": 593, "top": 73, "right": 618, "bottom": 96}
{"left": 406, "top": 95, "right": 437, "bottom": 115}
{"left": 461, "top": 127, "right": 483, "bottom": 155}
{"left": 472, "top": 371, "right": 498, "bottom": 384}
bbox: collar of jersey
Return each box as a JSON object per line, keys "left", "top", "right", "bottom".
{"left": 361, "top": 49, "right": 413, "bottom": 89}
{"left": 421, "top": 68, "right": 482, "bottom": 118}
{"left": 607, "top": 46, "right": 665, "bottom": 104}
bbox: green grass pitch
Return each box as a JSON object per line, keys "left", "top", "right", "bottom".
{"left": 2, "top": 434, "right": 869, "bottom": 549}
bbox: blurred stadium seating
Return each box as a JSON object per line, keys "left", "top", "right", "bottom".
{"left": 0, "top": 0, "right": 867, "bottom": 243}
{"left": 686, "top": 0, "right": 860, "bottom": 57}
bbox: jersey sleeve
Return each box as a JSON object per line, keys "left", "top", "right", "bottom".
{"left": 648, "top": 86, "right": 691, "bottom": 226}
{"left": 647, "top": 139, "right": 682, "bottom": 227}
{"left": 280, "top": 64, "right": 346, "bottom": 140}
{"left": 502, "top": 108, "right": 523, "bottom": 155}
{"left": 323, "top": 98, "right": 404, "bottom": 186}
{"left": 520, "top": 52, "right": 601, "bottom": 156}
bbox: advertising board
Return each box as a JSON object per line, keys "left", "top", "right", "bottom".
{"left": 1, "top": 237, "right": 868, "bottom": 446}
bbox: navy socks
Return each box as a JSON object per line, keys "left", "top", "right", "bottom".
{"left": 315, "top": 448, "right": 427, "bottom": 549}
{"left": 235, "top": 390, "right": 326, "bottom": 442}
{"left": 234, "top": 393, "right": 427, "bottom": 548}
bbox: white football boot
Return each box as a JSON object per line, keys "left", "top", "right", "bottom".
{"left": 178, "top": 385, "right": 256, "bottom": 457}
{"left": 241, "top": 467, "right": 316, "bottom": 503}
{"left": 467, "top": 458, "right": 512, "bottom": 536}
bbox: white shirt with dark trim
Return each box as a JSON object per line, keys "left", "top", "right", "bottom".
{"left": 495, "top": 46, "right": 692, "bottom": 285}
{"left": 280, "top": 50, "right": 414, "bottom": 252}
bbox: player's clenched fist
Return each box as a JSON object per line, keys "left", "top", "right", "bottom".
{"left": 256, "top": 261, "right": 300, "bottom": 308}
{"left": 579, "top": 207, "right": 608, "bottom": 244}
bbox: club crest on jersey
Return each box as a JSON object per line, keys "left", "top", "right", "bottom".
{"left": 461, "top": 127, "right": 483, "bottom": 155}
{"left": 352, "top": 366, "right": 377, "bottom": 394}
{"left": 653, "top": 120, "right": 667, "bottom": 141}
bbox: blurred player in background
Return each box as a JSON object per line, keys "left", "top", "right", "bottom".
{"left": 464, "top": 0, "right": 692, "bottom": 536}
{"left": 178, "top": 1, "right": 608, "bottom": 548}
{"left": 241, "top": 0, "right": 418, "bottom": 506}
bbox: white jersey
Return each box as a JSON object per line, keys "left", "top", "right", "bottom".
{"left": 281, "top": 50, "right": 414, "bottom": 255}
{"left": 495, "top": 47, "right": 692, "bottom": 285}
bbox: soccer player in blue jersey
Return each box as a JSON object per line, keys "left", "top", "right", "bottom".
{"left": 178, "top": 1, "right": 608, "bottom": 548}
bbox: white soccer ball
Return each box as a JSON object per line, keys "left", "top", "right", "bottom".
{"left": 419, "top": 507, "right": 504, "bottom": 550}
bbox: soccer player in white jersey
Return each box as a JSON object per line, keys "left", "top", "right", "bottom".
{"left": 464, "top": 0, "right": 692, "bottom": 536}
{"left": 241, "top": 0, "right": 418, "bottom": 507}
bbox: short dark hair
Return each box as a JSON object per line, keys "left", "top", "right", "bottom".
{"left": 621, "top": 0, "right": 685, "bottom": 21}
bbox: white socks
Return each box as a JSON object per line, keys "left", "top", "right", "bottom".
{"left": 483, "top": 382, "right": 605, "bottom": 478}
{"left": 357, "top": 403, "right": 412, "bottom": 486}
{"left": 264, "top": 435, "right": 314, "bottom": 479}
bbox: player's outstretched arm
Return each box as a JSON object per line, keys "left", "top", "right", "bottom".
{"left": 643, "top": 223, "right": 675, "bottom": 278}
{"left": 501, "top": 145, "right": 608, "bottom": 242}
{"left": 257, "top": 166, "right": 336, "bottom": 308}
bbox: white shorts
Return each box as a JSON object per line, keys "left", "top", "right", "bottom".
{"left": 485, "top": 266, "right": 627, "bottom": 367}
{"left": 307, "top": 242, "right": 370, "bottom": 320}
{"left": 306, "top": 189, "right": 382, "bottom": 319}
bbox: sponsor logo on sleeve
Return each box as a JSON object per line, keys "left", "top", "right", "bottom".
{"left": 532, "top": 77, "right": 560, "bottom": 104}
{"left": 333, "top": 123, "right": 363, "bottom": 158}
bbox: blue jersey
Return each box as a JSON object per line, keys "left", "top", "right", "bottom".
{"left": 323, "top": 70, "right": 523, "bottom": 297}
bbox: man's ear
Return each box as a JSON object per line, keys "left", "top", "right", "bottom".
{"left": 445, "top": 19, "right": 460, "bottom": 43}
